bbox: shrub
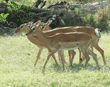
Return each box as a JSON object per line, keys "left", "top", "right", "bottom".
{"left": 6, "top": 3, "right": 36, "bottom": 27}
{"left": 97, "top": 7, "right": 109, "bottom": 32}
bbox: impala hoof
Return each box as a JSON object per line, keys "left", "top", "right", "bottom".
{"left": 98, "top": 67, "right": 100, "bottom": 70}
{"left": 42, "top": 67, "right": 45, "bottom": 72}
{"left": 79, "top": 63, "right": 83, "bottom": 65}
{"left": 69, "top": 65, "right": 73, "bottom": 67}
{"left": 104, "top": 63, "right": 106, "bottom": 65}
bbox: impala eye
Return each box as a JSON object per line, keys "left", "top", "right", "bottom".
{"left": 20, "top": 26, "right": 23, "bottom": 28}
{"left": 32, "top": 27, "right": 36, "bottom": 30}
{"left": 41, "top": 26, "right": 44, "bottom": 28}
{"left": 28, "top": 25, "right": 31, "bottom": 28}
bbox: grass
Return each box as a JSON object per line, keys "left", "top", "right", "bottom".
{"left": 0, "top": 33, "right": 110, "bottom": 87}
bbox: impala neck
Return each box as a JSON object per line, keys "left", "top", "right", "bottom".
{"left": 36, "top": 29, "right": 52, "bottom": 46}
{"left": 25, "top": 28, "right": 32, "bottom": 36}
{"left": 42, "top": 26, "right": 52, "bottom": 31}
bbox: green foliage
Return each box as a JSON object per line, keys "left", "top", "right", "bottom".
{"left": 97, "top": 16, "right": 109, "bottom": 32}
{"left": 0, "top": 13, "right": 9, "bottom": 22}
{"left": 63, "top": 10, "right": 85, "bottom": 26}
{"left": 0, "top": 0, "right": 109, "bottom": 33}
{"left": 61, "top": 19, "right": 65, "bottom": 25}
{"left": 0, "top": 2, "right": 36, "bottom": 28}
{"left": 6, "top": 3, "right": 36, "bottom": 27}
{"left": 0, "top": 0, "right": 4, "bottom": 3}
{"left": 74, "top": 10, "right": 78, "bottom": 15}
{"left": 79, "top": 0, "right": 92, "bottom": 4}
{"left": 83, "top": 14, "right": 97, "bottom": 27}
{"left": 82, "top": 14, "right": 109, "bottom": 32}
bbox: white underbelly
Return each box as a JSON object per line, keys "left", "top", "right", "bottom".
{"left": 59, "top": 42, "right": 79, "bottom": 50}
{"left": 59, "top": 47, "right": 78, "bottom": 50}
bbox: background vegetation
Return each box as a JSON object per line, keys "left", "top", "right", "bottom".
{"left": 0, "top": 0, "right": 110, "bottom": 33}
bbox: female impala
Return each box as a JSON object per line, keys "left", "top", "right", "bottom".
{"left": 15, "top": 21, "right": 58, "bottom": 66}
{"left": 15, "top": 21, "right": 75, "bottom": 66}
{"left": 26, "top": 25, "right": 100, "bottom": 70}
{"left": 39, "top": 20, "right": 105, "bottom": 65}
{"left": 15, "top": 21, "right": 78, "bottom": 66}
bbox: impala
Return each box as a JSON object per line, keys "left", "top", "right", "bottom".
{"left": 15, "top": 21, "right": 59, "bottom": 66}
{"left": 38, "top": 20, "right": 105, "bottom": 65}
{"left": 15, "top": 21, "right": 78, "bottom": 66}
{"left": 26, "top": 24, "right": 100, "bottom": 70}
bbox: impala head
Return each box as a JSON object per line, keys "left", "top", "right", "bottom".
{"left": 26, "top": 25, "right": 43, "bottom": 36}
{"left": 15, "top": 20, "right": 42, "bottom": 35}
{"left": 14, "top": 22, "right": 33, "bottom": 34}
{"left": 33, "top": 20, "right": 42, "bottom": 26}
{"left": 44, "top": 20, "right": 53, "bottom": 26}
{"left": 26, "top": 20, "right": 52, "bottom": 36}
{"left": 40, "top": 20, "right": 53, "bottom": 31}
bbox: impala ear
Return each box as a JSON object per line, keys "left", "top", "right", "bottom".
{"left": 37, "top": 20, "right": 41, "bottom": 24}
{"left": 28, "top": 21, "right": 33, "bottom": 24}
{"left": 27, "top": 22, "right": 33, "bottom": 28}
{"left": 33, "top": 20, "right": 41, "bottom": 26}
{"left": 30, "top": 22, "right": 33, "bottom": 25}
{"left": 20, "top": 24, "right": 24, "bottom": 29}
{"left": 44, "top": 20, "right": 52, "bottom": 26}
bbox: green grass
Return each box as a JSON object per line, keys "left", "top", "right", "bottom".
{"left": 0, "top": 33, "right": 110, "bottom": 87}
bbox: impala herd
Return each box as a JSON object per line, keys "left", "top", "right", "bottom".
{"left": 15, "top": 18, "right": 106, "bottom": 70}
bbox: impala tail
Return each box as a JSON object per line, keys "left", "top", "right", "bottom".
{"left": 95, "top": 28, "right": 101, "bottom": 39}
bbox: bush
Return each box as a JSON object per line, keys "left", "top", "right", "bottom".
{"left": 97, "top": 16, "right": 109, "bottom": 32}
{"left": 97, "top": 7, "right": 109, "bottom": 32}
{"left": 6, "top": 3, "right": 35, "bottom": 27}
{"left": 83, "top": 14, "right": 97, "bottom": 27}
{"left": 0, "top": 1, "right": 109, "bottom": 33}
{"left": 62, "top": 10, "right": 85, "bottom": 27}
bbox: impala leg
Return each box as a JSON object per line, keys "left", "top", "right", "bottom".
{"left": 58, "top": 51, "right": 62, "bottom": 63}
{"left": 48, "top": 48, "right": 58, "bottom": 65}
{"left": 79, "top": 48, "right": 89, "bottom": 68}
{"left": 84, "top": 37, "right": 93, "bottom": 68}
{"left": 88, "top": 48, "right": 100, "bottom": 69}
{"left": 91, "top": 46, "right": 93, "bottom": 52}
{"left": 80, "top": 46, "right": 94, "bottom": 64}
{"left": 34, "top": 47, "right": 43, "bottom": 66}
{"left": 79, "top": 45, "right": 90, "bottom": 68}
{"left": 94, "top": 44, "right": 106, "bottom": 65}
{"left": 79, "top": 55, "right": 85, "bottom": 64}
{"left": 62, "top": 50, "right": 65, "bottom": 63}
{"left": 90, "top": 45, "right": 95, "bottom": 60}
{"left": 58, "top": 50, "right": 65, "bottom": 64}
{"left": 51, "top": 54, "right": 58, "bottom": 65}
{"left": 68, "top": 51, "right": 72, "bottom": 66}
{"left": 82, "top": 50, "right": 90, "bottom": 68}
{"left": 60, "top": 50, "right": 65, "bottom": 70}
{"left": 80, "top": 51, "right": 93, "bottom": 64}
{"left": 78, "top": 48, "right": 85, "bottom": 64}
{"left": 85, "top": 53, "right": 90, "bottom": 68}
{"left": 43, "top": 49, "right": 58, "bottom": 69}
{"left": 71, "top": 50, "right": 76, "bottom": 65}
{"left": 78, "top": 48, "right": 82, "bottom": 64}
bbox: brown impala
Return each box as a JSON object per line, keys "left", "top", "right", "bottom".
{"left": 15, "top": 21, "right": 59, "bottom": 67}
{"left": 26, "top": 23, "right": 100, "bottom": 70}
{"left": 37, "top": 20, "right": 105, "bottom": 65}
{"left": 15, "top": 21, "right": 78, "bottom": 67}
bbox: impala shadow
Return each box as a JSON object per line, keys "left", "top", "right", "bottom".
{"left": 52, "top": 63, "right": 99, "bottom": 72}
